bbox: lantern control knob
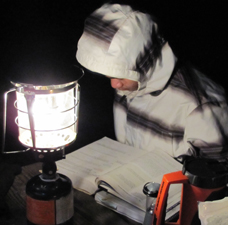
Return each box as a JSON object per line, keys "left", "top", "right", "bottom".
{"left": 42, "top": 161, "right": 57, "bottom": 180}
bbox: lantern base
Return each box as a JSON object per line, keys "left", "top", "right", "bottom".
{"left": 26, "top": 162, "right": 74, "bottom": 225}
{"left": 27, "top": 217, "right": 74, "bottom": 225}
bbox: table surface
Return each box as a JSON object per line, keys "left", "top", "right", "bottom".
{"left": 5, "top": 162, "right": 141, "bottom": 225}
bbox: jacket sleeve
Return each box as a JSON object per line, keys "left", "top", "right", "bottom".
{"left": 185, "top": 101, "right": 228, "bottom": 162}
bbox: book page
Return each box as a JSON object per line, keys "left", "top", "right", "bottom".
{"left": 56, "top": 137, "right": 148, "bottom": 194}
{"left": 98, "top": 150, "right": 182, "bottom": 210}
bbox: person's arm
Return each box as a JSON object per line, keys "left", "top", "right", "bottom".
{"left": 185, "top": 101, "right": 228, "bottom": 162}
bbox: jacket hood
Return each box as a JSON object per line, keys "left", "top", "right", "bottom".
{"left": 76, "top": 3, "right": 176, "bottom": 95}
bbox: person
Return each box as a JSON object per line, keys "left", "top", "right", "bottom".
{"left": 76, "top": 3, "right": 228, "bottom": 162}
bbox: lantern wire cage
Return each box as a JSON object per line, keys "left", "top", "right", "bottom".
{"left": 2, "top": 65, "right": 84, "bottom": 162}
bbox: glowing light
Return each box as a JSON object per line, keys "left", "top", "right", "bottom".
{"left": 15, "top": 84, "right": 79, "bottom": 149}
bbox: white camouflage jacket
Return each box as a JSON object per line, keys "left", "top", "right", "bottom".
{"left": 76, "top": 3, "right": 228, "bottom": 161}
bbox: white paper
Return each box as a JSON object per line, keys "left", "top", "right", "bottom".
{"left": 98, "top": 151, "right": 182, "bottom": 211}
{"left": 57, "top": 136, "right": 182, "bottom": 222}
{"left": 199, "top": 197, "right": 228, "bottom": 225}
{"left": 57, "top": 137, "right": 148, "bottom": 194}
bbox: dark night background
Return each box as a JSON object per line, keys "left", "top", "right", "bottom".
{"left": 0, "top": 0, "right": 227, "bottom": 164}
{"left": 0, "top": 0, "right": 227, "bottom": 224}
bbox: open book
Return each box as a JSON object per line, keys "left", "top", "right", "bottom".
{"left": 56, "top": 137, "right": 182, "bottom": 223}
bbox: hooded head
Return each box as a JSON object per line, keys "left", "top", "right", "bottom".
{"left": 76, "top": 3, "right": 176, "bottom": 95}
